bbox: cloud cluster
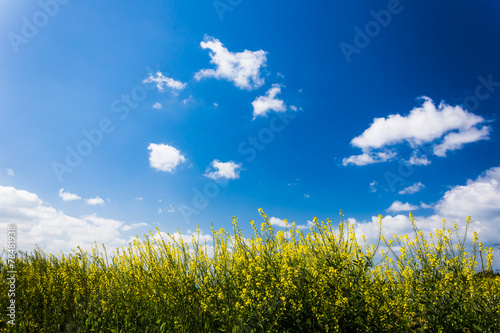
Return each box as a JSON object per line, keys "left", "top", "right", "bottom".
{"left": 343, "top": 97, "right": 491, "bottom": 166}
{"left": 0, "top": 186, "right": 144, "bottom": 253}
{"left": 353, "top": 166, "right": 500, "bottom": 247}
{"left": 243, "top": 168, "right": 499, "bottom": 270}
{"left": 195, "top": 36, "right": 267, "bottom": 90}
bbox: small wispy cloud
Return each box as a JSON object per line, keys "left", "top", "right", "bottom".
{"left": 85, "top": 197, "right": 105, "bottom": 206}
{"left": 121, "top": 222, "right": 148, "bottom": 232}
{"left": 59, "top": 188, "right": 82, "bottom": 201}
{"left": 386, "top": 200, "right": 419, "bottom": 212}
{"left": 143, "top": 71, "right": 187, "bottom": 93}
{"left": 399, "top": 182, "right": 425, "bottom": 195}
{"left": 183, "top": 95, "right": 194, "bottom": 104}
{"left": 420, "top": 202, "right": 433, "bottom": 209}
{"left": 7, "top": 169, "right": 14, "bottom": 176}
{"left": 270, "top": 217, "right": 314, "bottom": 230}
{"left": 153, "top": 102, "right": 163, "bottom": 109}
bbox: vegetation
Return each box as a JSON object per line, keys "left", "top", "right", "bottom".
{"left": 1, "top": 210, "right": 499, "bottom": 332}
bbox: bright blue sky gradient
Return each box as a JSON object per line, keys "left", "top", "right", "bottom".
{"left": 1, "top": 0, "right": 499, "bottom": 268}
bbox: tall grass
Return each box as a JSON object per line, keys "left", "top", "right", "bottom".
{"left": 1, "top": 210, "right": 499, "bottom": 332}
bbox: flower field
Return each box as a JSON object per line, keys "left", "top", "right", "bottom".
{"left": 1, "top": 210, "right": 499, "bottom": 332}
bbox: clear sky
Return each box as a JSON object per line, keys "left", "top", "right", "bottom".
{"left": 1, "top": 0, "right": 499, "bottom": 269}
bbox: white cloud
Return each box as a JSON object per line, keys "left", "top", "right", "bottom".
{"left": 343, "top": 97, "right": 491, "bottom": 166}
{"left": 153, "top": 102, "right": 163, "bottom": 109}
{"left": 135, "top": 197, "right": 144, "bottom": 201}
{"left": 148, "top": 143, "right": 186, "bottom": 173}
{"left": 342, "top": 151, "right": 396, "bottom": 166}
{"left": 7, "top": 169, "right": 14, "bottom": 176}
{"left": 399, "top": 182, "right": 425, "bottom": 195}
{"left": 59, "top": 188, "right": 82, "bottom": 201}
{"left": 168, "top": 205, "right": 176, "bottom": 213}
{"left": 213, "top": 102, "right": 219, "bottom": 108}
{"left": 121, "top": 222, "right": 148, "bottom": 232}
{"left": 304, "top": 194, "right": 310, "bottom": 198}
{"left": 370, "top": 181, "right": 378, "bottom": 193}
{"left": 85, "top": 197, "right": 105, "bottom": 206}
{"left": 143, "top": 71, "right": 187, "bottom": 93}
{"left": 204, "top": 160, "right": 242, "bottom": 181}
{"left": 195, "top": 35, "right": 267, "bottom": 90}
{"left": 252, "top": 84, "right": 287, "bottom": 119}
{"left": 0, "top": 186, "right": 129, "bottom": 253}
{"left": 387, "top": 201, "right": 419, "bottom": 212}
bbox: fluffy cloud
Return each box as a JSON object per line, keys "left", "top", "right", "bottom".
{"left": 85, "top": 197, "right": 105, "bottom": 206}
{"left": 148, "top": 143, "right": 186, "bottom": 173}
{"left": 387, "top": 201, "right": 419, "bottom": 212}
{"left": 370, "top": 181, "right": 378, "bottom": 193}
{"left": 143, "top": 71, "right": 187, "bottom": 93}
{"left": 343, "top": 97, "right": 491, "bottom": 166}
{"left": 0, "top": 186, "right": 133, "bottom": 253}
{"left": 252, "top": 84, "right": 287, "bottom": 119}
{"left": 434, "top": 167, "right": 500, "bottom": 221}
{"left": 153, "top": 102, "right": 163, "bottom": 109}
{"left": 399, "top": 182, "right": 425, "bottom": 195}
{"left": 204, "top": 160, "right": 242, "bottom": 181}
{"left": 59, "top": 188, "right": 82, "bottom": 201}
{"left": 195, "top": 35, "right": 267, "bottom": 90}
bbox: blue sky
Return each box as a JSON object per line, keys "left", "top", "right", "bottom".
{"left": 1, "top": 0, "right": 499, "bottom": 268}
